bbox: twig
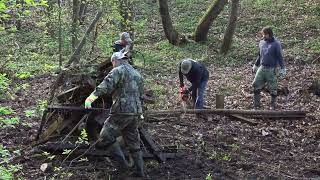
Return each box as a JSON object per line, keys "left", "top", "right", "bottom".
{"left": 61, "top": 113, "right": 91, "bottom": 143}
{"left": 312, "top": 55, "right": 320, "bottom": 64}
{"left": 66, "top": 139, "right": 101, "bottom": 168}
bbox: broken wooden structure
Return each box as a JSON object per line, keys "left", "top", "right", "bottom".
{"left": 36, "top": 54, "right": 308, "bottom": 164}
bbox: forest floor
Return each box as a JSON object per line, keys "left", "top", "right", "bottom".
{"left": 2, "top": 61, "right": 320, "bottom": 180}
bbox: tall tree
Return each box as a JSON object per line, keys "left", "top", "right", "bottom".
{"left": 71, "top": 0, "right": 80, "bottom": 52}
{"left": 158, "top": 0, "right": 186, "bottom": 45}
{"left": 118, "top": 0, "right": 134, "bottom": 36}
{"left": 192, "top": 0, "right": 228, "bottom": 42}
{"left": 220, "top": 0, "right": 239, "bottom": 54}
{"left": 79, "top": 2, "right": 87, "bottom": 25}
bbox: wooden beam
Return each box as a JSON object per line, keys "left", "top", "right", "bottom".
{"left": 139, "top": 128, "right": 166, "bottom": 162}
{"left": 146, "top": 109, "right": 307, "bottom": 117}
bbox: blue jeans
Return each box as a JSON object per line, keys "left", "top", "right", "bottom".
{"left": 195, "top": 79, "right": 208, "bottom": 109}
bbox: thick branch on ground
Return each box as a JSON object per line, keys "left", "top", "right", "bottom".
{"left": 220, "top": 0, "right": 239, "bottom": 54}
{"left": 146, "top": 109, "right": 307, "bottom": 118}
{"left": 48, "top": 11, "right": 103, "bottom": 103}
{"left": 158, "top": 0, "right": 186, "bottom": 45}
{"left": 192, "top": 0, "right": 228, "bottom": 42}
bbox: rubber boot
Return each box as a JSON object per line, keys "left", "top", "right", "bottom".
{"left": 110, "top": 142, "right": 130, "bottom": 172}
{"left": 131, "top": 151, "right": 145, "bottom": 177}
{"left": 270, "top": 95, "right": 277, "bottom": 110}
{"left": 253, "top": 91, "right": 261, "bottom": 109}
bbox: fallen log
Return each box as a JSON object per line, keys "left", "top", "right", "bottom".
{"left": 146, "top": 109, "right": 307, "bottom": 118}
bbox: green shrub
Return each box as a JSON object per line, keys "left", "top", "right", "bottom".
{"left": 0, "top": 74, "right": 10, "bottom": 99}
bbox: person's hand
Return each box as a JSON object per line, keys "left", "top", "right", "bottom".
{"left": 252, "top": 65, "right": 258, "bottom": 73}
{"left": 180, "top": 86, "right": 190, "bottom": 101}
{"left": 279, "top": 68, "right": 286, "bottom": 79}
{"left": 85, "top": 94, "right": 98, "bottom": 109}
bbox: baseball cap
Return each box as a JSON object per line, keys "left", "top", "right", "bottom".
{"left": 181, "top": 59, "right": 192, "bottom": 74}
{"left": 120, "top": 32, "right": 132, "bottom": 42}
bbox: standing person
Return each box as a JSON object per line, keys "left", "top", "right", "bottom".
{"left": 113, "top": 32, "right": 133, "bottom": 63}
{"left": 252, "top": 26, "right": 286, "bottom": 110}
{"left": 84, "top": 51, "right": 145, "bottom": 177}
{"left": 179, "top": 58, "right": 209, "bottom": 109}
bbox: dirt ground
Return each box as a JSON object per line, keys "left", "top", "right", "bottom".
{"left": 2, "top": 63, "right": 320, "bottom": 179}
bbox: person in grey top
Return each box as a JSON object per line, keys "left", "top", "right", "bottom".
{"left": 252, "top": 27, "right": 286, "bottom": 110}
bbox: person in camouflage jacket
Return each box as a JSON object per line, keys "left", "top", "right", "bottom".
{"left": 85, "top": 51, "right": 145, "bottom": 177}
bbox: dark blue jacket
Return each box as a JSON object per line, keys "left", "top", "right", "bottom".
{"left": 179, "top": 60, "right": 209, "bottom": 100}
{"left": 255, "top": 37, "right": 285, "bottom": 69}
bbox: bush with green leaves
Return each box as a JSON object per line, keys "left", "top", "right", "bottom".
{"left": 0, "top": 144, "right": 23, "bottom": 179}
{"left": 0, "top": 73, "right": 10, "bottom": 99}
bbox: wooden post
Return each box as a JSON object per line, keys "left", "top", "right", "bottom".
{"left": 216, "top": 94, "right": 225, "bottom": 109}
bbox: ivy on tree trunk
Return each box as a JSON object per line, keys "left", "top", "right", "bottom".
{"left": 220, "top": 0, "right": 239, "bottom": 54}
{"left": 192, "top": 0, "right": 228, "bottom": 42}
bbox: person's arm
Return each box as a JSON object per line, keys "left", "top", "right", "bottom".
{"left": 254, "top": 50, "right": 261, "bottom": 66}
{"left": 85, "top": 68, "right": 122, "bottom": 108}
{"left": 92, "top": 68, "right": 122, "bottom": 97}
{"left": 189, "top": 67, "right": 201, "bottom": 102}
{"left": 178, "top": 63, "right": 184, "bottom": 88}
{"left": 276, "top": 41, "right": 285, "bottom": 69}
{"left": 139, "top": 78, "right": 144, "bottom": 103}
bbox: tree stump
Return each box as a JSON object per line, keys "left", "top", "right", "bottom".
{"left": 216, "top": 94, "right": 225, "bottom": 109}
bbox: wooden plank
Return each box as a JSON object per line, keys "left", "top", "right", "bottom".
{"left": 229, "top": 114, "right": 258, "bottom": 125}
{"left": 40, "top": 115, "right": 64, "bottom": 141}
{"left": 139, "top": 128, "right": 166, "bottom": 162}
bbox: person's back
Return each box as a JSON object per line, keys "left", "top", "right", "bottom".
{"left": 110, "top": 61, "right": 143, "bottom": 114}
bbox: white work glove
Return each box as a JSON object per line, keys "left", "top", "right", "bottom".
{"left": 252, "top": 65, "right": 258, "bottom": 73}
{"left": 85, "top": 94, "right": 98, "bottom": 108}
{"left": 279, "top": 68, "right": 286, "bottom": 79}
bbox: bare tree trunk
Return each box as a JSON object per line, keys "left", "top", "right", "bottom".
{"left": 192, "top": 0, "right": 228, "bottom": 42}
{"left": 16, "top": 0, "right": 23, "bottom": 30}
{"left": 71, "top": 0, "right": 80, "bottom": 52}
{"left": 49, "top": 11, "right": 103, "bottom": 103}
{"left": 220, "top": 0, "right": 239, "bottom": 54}
{"left": 158, "top": 0, "right": 186, "bottom": 45}
{"left": 118, "top": 0, "right": 135, "bottom": 37}
{"left": 79, "top": 2, "right": 87, "bottom": 25}
{"left": 58, "top": 0, "right": 63, "bottom": 68}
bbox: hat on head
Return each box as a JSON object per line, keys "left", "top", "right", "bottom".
{"left": 181, "top": 59, "right": 192, "bottom": 74}
{"left": 120, "top": 32, "right": 132, "bottom": 42}
{"left": 111, "top": 51, "right": 126, "bottom": 62}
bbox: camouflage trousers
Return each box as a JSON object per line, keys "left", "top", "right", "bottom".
{"left": 97, "top": 114, "right": 141, "bottom": 151}
{"left": 252, "top": 66, "right": 278, "bottom": 96}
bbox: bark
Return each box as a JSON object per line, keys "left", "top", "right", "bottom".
{"left": 220, "top": 0, "right": 239, "bottom": 54}
{"left": 192, "top": 0, "right": 228, "bottom": 42}
{"left": 158, "top": 0, "right": 186, "bottom": 45}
